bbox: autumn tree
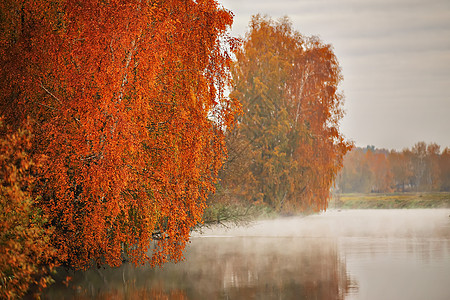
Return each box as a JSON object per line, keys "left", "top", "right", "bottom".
{"left": 338, "top": 143, "right": 449, "bottom": 193}
{"left": 220, "top": 15, "right": 351, "bottom": 212}
{"left": 425, "top": 143, "right": 441, "bottom": 190}
{"left": 368, "top": 152, "right": 393, "bottom": 193}
{"left": 411, "top": 142, "right": 428, "bottom": 190}
{"left": 338, "top": 148, "right": 373, "bottom": 193}
{"left": 410, "top": 142, "right": 441, "bottom": 191}
{"left": 439, "top": 148, "right": 450, "bottom": 191}
{"left": 0, "top": 0, "right": 239, "bottom": 270}
{"left": 389, "top": 150, "right": 413, "bottom": 192}
{"left": 0, "top": 119, "right": 57, "bottom": 299}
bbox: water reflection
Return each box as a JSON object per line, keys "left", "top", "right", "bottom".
{"left": 46, "top": 237, "right": 351, "bottom": 299}
{"left": 172, "top": 237, "right": 352, "bottom": 299}
{"left": 45, "top": 209, "right": 450, "bottom": 300}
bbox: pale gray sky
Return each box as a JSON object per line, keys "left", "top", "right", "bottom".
{"left": 219, "top": 0, "right": 450, "bottom": 150}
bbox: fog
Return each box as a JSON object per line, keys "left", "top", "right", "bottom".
{"left": 195, "top": 209, "right": 450, "bottom": 239}
{"left": 46, "top": 209, "right": 450, "bottom": 299}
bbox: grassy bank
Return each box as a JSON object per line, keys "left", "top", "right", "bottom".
{"left": 330, "top": 192, "right": 450, "bottom": 209}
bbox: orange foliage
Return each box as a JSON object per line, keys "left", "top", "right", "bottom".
{"left": 0, "top": 119, "right": 57, "bottom": 299}
{"left": 389, "top": 150, "right": 413, "bottom": 192}
{"left": 223, "top": 16, "right": 352, "bottom": 212}
{"left": 339, "top": 143, "right": 450, "bottom": 193}
{"left": 1, "top": 0, "right": 239, "bottom": 270}
{"left": 367, "top": 151, "right": 393, "bottom": 193}
{"left": 440, "top": 148, "right": 450, "bottom": 191}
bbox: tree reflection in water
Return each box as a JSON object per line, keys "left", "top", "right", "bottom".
{"left": 44, "top": 209, "right": 450, "bottom": 299}
{"left": 45, "top": 235, "right": 354, "bottom": 299}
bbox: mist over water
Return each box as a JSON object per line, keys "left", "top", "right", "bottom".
{"left": 197, "top": 209, "right": 449, "bottom": 239}
{"left": 46, "top": 209, "right": 450, "bottom": 300}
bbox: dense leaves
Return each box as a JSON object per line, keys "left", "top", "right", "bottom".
{"left": 0, "top": 3, "right": 356, "bottom": 297}
{"left": 0, "top": 119, "right": 56, "bottom": 299}
{"left": 0, "top": 0, "right": 239, "bottom": 271}
{"left": 218, "top": 16, "right": 352, "bottom": 212}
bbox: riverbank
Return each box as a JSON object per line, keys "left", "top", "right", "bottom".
{"left": 330, "top": 192, "right": 450, "bottom": 209}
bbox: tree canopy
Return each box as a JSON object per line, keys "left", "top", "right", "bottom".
{"left": 338, "top": 142, "right": 450, "bottom": 193}
{"left": 218, "top": 15, "right": 352, "bottom": 212}
{"left": 0, "top": 0, "right": 239, "bottom": 271}
{"left": 0, "top": 119, "right": 57, "bottom": 299}
{"left": 0, "top": 4, "right": 356, "bottom": 296}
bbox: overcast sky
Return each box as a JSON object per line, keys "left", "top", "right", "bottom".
{"left": 219, "top": 0, "right": 450, "bottom": 151}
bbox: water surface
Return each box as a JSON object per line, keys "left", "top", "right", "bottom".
{"left": 45, "top": 209, "right": 450, "bottom": 299}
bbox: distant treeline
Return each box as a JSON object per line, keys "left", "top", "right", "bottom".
{"left": 337, "top": 142, "right": 450, "bottom": 193}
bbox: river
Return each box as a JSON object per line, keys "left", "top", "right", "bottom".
{"left": 45, "top": 209, "right": 450, "bottom": 299}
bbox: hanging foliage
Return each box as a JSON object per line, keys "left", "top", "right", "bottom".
{"left": 0, "top": 0, "right": 240, "bottom": 269}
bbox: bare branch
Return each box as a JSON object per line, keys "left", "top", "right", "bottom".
{"left": 109, "top": 39, "right": 115, "bottom": 62}
{"left": 37, "top": 102, "right": 59, "bottom": 111}
{"left": 118, "top": 39, "right": 138, "bottom": 104}
{"left": 40, "top": 83, "right": 62, "bottom": 104}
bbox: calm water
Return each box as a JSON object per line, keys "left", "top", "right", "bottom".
{"left": 45, "top": 209, "right": 450, "bottom": 300}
